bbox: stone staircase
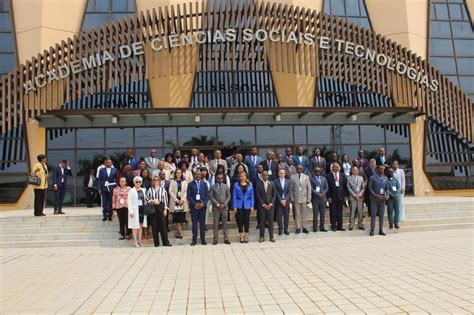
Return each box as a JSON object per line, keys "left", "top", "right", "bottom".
{"left": 0, "top": 198, "right": 472, "bottom": 248}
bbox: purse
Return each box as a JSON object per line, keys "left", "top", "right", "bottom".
{"left": 27, "top": 175, "right": 41, "bottom": 186}
{"left": 143, "top": 204, "right": 156, "bottom": 216}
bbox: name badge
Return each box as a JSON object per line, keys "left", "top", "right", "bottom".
{"left": 196, "top": 194, "right": 201, "bottom": 201}
{"left": 177, "top": 191, "right": 181, "bottom": 198}
{"left": 119, "top": 198, "right": 124, "bottom": 205}
{"left": 299, "top": 187, "right": 302, "bottom": 192}
{"left": 379, "top": 188, "right": 384, "bottom": 194}
{"left": 315, "top": 186, "right": 320, "bottom": 193}
{"left": 335, "top": 182, "right": 340, "bottom": 187}
{"left": 392, "top": 186, "right": 397, "bottom": 191}
{"left": 138, "top": 200, "right": 143, "bottom": 206}
{"left": 268, "top": 170, "right": 272, "bottom": 176}
{"left": 282, "top": 194, "right": 285, "bottom": 199}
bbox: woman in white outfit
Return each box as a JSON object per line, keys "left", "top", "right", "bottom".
{"left": 392, "top": 160, "right": 406, "bottom": 221}
{"left": 128, "top": 176, "right": 146, "bottom": 247}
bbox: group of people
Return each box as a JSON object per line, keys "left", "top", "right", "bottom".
{"left": 31, "top": 146, "right": 405, "bottom": 246}
{"left": 81, "top": 146, "right": 406, "bottom": 247}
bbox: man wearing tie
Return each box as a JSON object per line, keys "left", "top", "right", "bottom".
{"left": 256, "top": 171, "right": 277, "bottom": 242}
{"left": 145, "top": 149, "right": 160, "bottom": 176}
{"left": 172, "top": 149, "right": 182, "bottom": 167}
{"left": 189, "top": 148, "right": 200, "bottom": 169}
{"left": 98, "top": 158, "right": 118, "bottom": 221}
{"left": 210, "top": 150, "right": 228, "bottom": 177}
{"left": 368, "top": 165, "right": 389, "bottom": 236}
{"left": 244, "top": 147, "right": 264, "bottom": 186}
{"left": 274, "top": 169, "right": 291, "bottom": 235}
{"left": 326, "top": 163, "right": 348, "bottom": 232}
{"left": 225, "top": 150, "right": 236, "bottom": 175}
{"left": 357, "top": 150, "right": 368, "bottom": 170}
{"left": 310, "top": 167, "right": 328, "bottom": 232}
{"left": 292, "top": 146, "right": 309, "bottom": 173}
{"left": 347, "top": 166, "right": 366, "bottom": 231}
{"left": 259, "top": 151, "right": 279, "bottom": 181}
{"left": 187, "top": 170, "right": 209, "bottom": 246}
{"left": 209, "top": 174, "right": 231, "bottom": 245}
{"left": 126, "top": 149, "right": 138, "bottom": 170}
{"left": 290, "top": 165, "right": 311, "bottom": 234}
{"left": 309, "top": 148, "right": 327, "bottom": 176}
{"left": 52, "top": 159, "right": 72, "bottom": 215}
{"left": 283, "top": 157, "right": 296, "bottom": 179}
{"left": 283, "top": 147, "right": 293, "bottom": 162}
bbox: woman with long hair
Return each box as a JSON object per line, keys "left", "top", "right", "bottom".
{"left": 232, "top": 172, "right": 254, "bottom": 243}
{"left": 168, "top": 169, "right": 189, "bottom": 239}
{"left": 146, "top": 175, "right": 172, "bottom": 247}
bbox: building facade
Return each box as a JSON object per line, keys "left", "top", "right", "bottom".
{"left": 0, "top": 0, "right": 473, "bottom": 210}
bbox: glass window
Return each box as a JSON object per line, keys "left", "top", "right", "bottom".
{"left": 360, "top": 125, "right": 384, "bottom": 143}
{"left": 179, "top": 127, "right": 216, "bottom": 147}
{"left": 451, "top": 22, "right": 474, "bottom": 38}
{"left": 0, "top": 175, "right": 27, "bottom": 203}
{"left": 257, "top": 126, "right": 292, "bottom": 145}
{"left": 339, "top": 125, "right": 359, "bottom": 144}
{"left": 77, "top": 150, "right": 104, "bottom": 175}
{"left": 111, "top": 0, "right": 127, "bottom": 11}
{"left": 46, "top": 150, "right": 75, "bottom": 172}
{"left": 330, "top": 0, "right": 346, "bottom": 15}
{"left": 345, "top": 0, "right": 360, "bottom": 15}
{"left": 95, "top": 0, "right": 110, "bottom": 12}
{"left": 135, "top": 127, "right": 162, "bottom": 148}
{"left": 434, "top": 3, "right": 449, "bottom": 19}
{"left": 105, "top": 128, "right": 133, "bottom": 148}
{"left": 308, "top": 126, "right": 332, "bottom": 144}
{"left": 456, "top": 58, "right": 474, "bottom": 75}
{"left": 447, "top": 75, "right": 459, "bottom": 86}
{"left": 324, "top": 0, "right": 371, "bottom": 30}
{"left": 218, "top": 126, "right": 255, "bottom": 146}
{"left": 387, "top": 144, "right": 412, "bottom": 167}
{"left": 77, "top": 129, "right": 104, "bottom": 148}
{"left": 164, "top": 128, "right": 177, "bottom": 147}
{"left": 47, "top": 129, "right": 75, "bottom": 149}
{"left": 459, "top": 76, "right": 474, "bottom": 93}
{"left": 0, "top": 33, "right": 14, "bottom": 53}
{"left": 294, "top": 126, "right": 306, "bottom": 144}
{"left": 448, "top": 4, "right": 463, "bottom": 20}
{"left": 430, "top": 57, "right": 456, "bottom": 74}
{"left": 454, "top": 40, "right": 474, "bottom": 57}
{"left": 385, "top": 125, "right": 410, "bottom": 143}
{"left": 0, "top": 12, "right": 11, "bottom": 31}
{"left": 430, "top": 21, "right": 452, "bottom": 37}
{"left": 0, "top": 54, "right": 16, "bottom": 73}
{"left": 82, "top": 14, "right": 109, "bottom": 31}
{"left": 340, "top": 145, "right": 360, "bottom": 161}
{"left": 429, "top": 39, "right": 454, "bottom": 56}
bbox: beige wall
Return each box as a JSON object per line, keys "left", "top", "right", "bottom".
{"left": 13, "top": 0, "right": 86, "bottom": 64}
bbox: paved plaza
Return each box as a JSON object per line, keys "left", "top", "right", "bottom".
{"left": 1, "top": 228, "right": 473, "bottom": 314}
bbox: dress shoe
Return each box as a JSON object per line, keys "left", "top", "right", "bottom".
{"left": 240, "top": 240, "right": 244, "bottom": 244}
{"left": 164, "top": 243, "right": 172, "bottom": 247}
{"left": 191, "top": 241, "right": 197, "bottom": 246}
{"left": 302, "top": 228, "right": 309, "bottom": 234}
{"left": 201, "top": 240, "right": 207, "bottom": 245}
{"left": 349, "top": 227, "right": 353, "bottom": 231}
{"left": 320, "top": 228, "right": 328, "bottom": 232}
{"left": 284, "top": 230, "right": 290, "bottom": 235}
{"left": 58, "top": 210, "right": 66, "bottom": 214}
{"left": 259, "top": 238, "right": 264, "bottom": 243}
{"left": 278, "top": 230, "right": 283, "bottom": 236}
{"left": 370, "top": 230, "right": 375, "bottom": 236}
{"left": 331, "top": 228, "right": 337, "bottom": 232}
{"left": 119, "top": 236, "right": 125, "bottom": 240}
{"left": 213, "top": 240, "right": 218, "bottom": 245}
{"left": 395, "top": 224, "right": 400, "bottom": 229}
{"left": 167, "top": 226, "right": 171, "bottom": 232}
{"left": 108, "top": 217, "right": 112, "bottom": 221}
{"left": 379, "top": 230, "right": 386, "bottom": 236}
{"left": 244, "top": 240, "right": 249, "bottom": 243}
{"left": 224, "top": 240, "right": 231, "bottom": 245}
{"left": 270, "top": 238, "right": 275, "bottom": 242}
{"left": 41, "top": 213, "right": 46, "bottom": 216}
{"left": 389, "top": 224, "right": 394, "bottom": 229}
{"left": 295, "top": 229, "right": 301, "bottom": 234}
{"left": 102, "top": 217, "right": 107, "bottom": 221}
{"left": 53, "top": 212, "right": 59, "bottom": 215}
{"left": 337, "top": 228, "right": 346, "bottom": 231}
{"left": 359, "top": 226, "right": 365, "bottom": 231}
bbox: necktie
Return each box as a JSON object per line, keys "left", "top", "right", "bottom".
{"left": 298, "top": 174, "right": 301, "bottom": 182}
{"left": 253, "top": 156, "right": 256, "bottom": 165}
{"left": 317, "top": 157, "right": 320, "bottom": 165}
{"left": 264, "top": 181, "right": 268, "bottom": 193}
{"left": 335, "top": 173, "right": 339, "bottom": 181}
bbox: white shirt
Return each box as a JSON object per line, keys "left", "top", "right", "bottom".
{"left": 393, "top": 168, "right": 406, "bottom": 191}
{"left": 106, "top": 167, "right": 111, "bottom": 177}
{"left": 96, "top": 164, "right": 114, "bottom": 178}
{"left": 88, "top": 176, "right": 94, "bottom": 188}
{"left": 342, "top": 162, "right": 351, "bottom": 176}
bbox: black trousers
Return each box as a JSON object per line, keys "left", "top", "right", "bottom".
{"left": 329, "top": 200, "right": 344, "bottom": 229}
{"left": 85, "top": 188, "right": 96, "bottom": 207}
{"left": 149, "top": 206, "right": 170, "bottom": 246}
{"left": 116, "top": 208, "right": 130, "bottom": 237}
{"left": 236, "top": 209, "right": 250, "bottom": 233}
{"left": 275, "top": 203, "right": 290, "bottom": 232}
{"left": 258, "top": 207, "right": 274, "bottom": 238}
{"left": 34, "top": 189, "right": 46, "bottom": 216}
{"left": 53, "top": 184, "right": 67, "bottom": 212}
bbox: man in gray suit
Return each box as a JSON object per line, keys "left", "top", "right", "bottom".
{"left": 309, "top": 148, "right": 327, "bottom": 176}
{"left": 209, "top": 174, "right": 231, "bottom": 245}
{"left": 347, "top": 166, "right": 366, "bottom": 231}
{"left": 256, "top": 171, "right": 277, "bottom": 242}
{"left": 368, "top": 165, "right": 389, "bottom": 236}
{"left": 290, "top": 165, "right": 312, "bottom": 234}
{"left": 274, "top": 169, "right": 291, "bottom": 235}
{"left": 310, "top": 167, "right": 328, "bottom": 232}
{"left": 145, "top": 149, "right": 160, "bottom": 175}
{"left": 209, "top": 150, "right": 228, "bottom": 177}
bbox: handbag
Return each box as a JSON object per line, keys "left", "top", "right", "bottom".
{"left": 144, "top": 204, "right": 156, "bottom": 216}
{"left": 27, "top": 175, "right": 41, "bottom": 186}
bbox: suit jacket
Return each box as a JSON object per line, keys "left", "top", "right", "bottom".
{"left": 98, "top": 167, "right": 118, "bottom": 192}
{"left": 357, "top": 158, "right": 369, "bottom": 170}
{"left": 274, "top": 177, "right": 291, "bottom": 204}
{"left": 168, "top": 180, "right": 189, "bottom": 213}
{"left": 368, "top": 174, "right": 388, "bottom": 198}
{"left": 280, "top": 163, "right": 296, "bottom": 179}
{"left": 309, "top": 156, "right": 327, "bottom": 176}
{"left": 225, "top": 156, "right": 235, "bottom": 172}
{"left": 52, "top": 165, "right": 72, "bottom": 187}
{"left": 259, "top": 159, "right": 279, "bottom": 181}
{"left": 209, "top": 159, "right": 228, "bottom": 176}
{"left": 255, "top": 180, "right": 276, "bottom": 209}
{"left": 309, "top": 174, "right": 328, "bottom": 201}
{"left": 346, "top": 175, "right": 365, "bottom": 199}
{"left": 209, "top": 183, "right": 231, "bottom": 211}
{"left": 232, "top": 182, "right": 255, "bottom": 209}
{"left": 376, "top": 155, "right": 391, "bottom": 166}
{"left": 290, "top": 173, "right": 311, "bottom": 203}
{"left": 33, "top": 162, "right": 49, "bottom": 189}
{"left": 126, "top": 157, "right": 139, "bottom": 170}
{"left": 326, "top": 172, "right": 348, "bottom": 201}
{"left": 244, "top": 155, "right": 264, "bottom": 180}
{"left": 145, "top": 156, "right": 160, "bottom": 175}
{"left": 83, "top": 174, "right": 97, "bottom": 191}
{"left": 186, "top": 180, "right": 209, "bottom": 210}
{"left": 292, "top": 155, "right": 309, "bottom": 173}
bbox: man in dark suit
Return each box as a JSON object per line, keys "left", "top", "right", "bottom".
{"left": 326, "top": 152, "right": 340, "bottom": 174}
{"left": 309, "top": 148, "right": 327, "bottom": 176}
{"left": 173, "top": 149, "right": 182, "bottom": 167}
{"left": 225, "top": 150, "right": 236, "bottom": 175}
{"left": 52, "top": 159, "right": 72, "bottom": 214}
{"left": 326, "top": 163, "right": 348, "bottom": 231}
{"left": 187, "top": 170, "right": 210, "bottom": 246}
{"left": 375, "top": 147, "right": 391, "bottom": 168}
{"left": 368, "top": 165, "right": 389, "bottom": 236}
{"left": 126, "top": 149, "right": 139, "bottom": 170}
{"left": 83, "top": 169, "right": 97, "bottom": 208}
{"left": 256, "top": 171, "right": 277, "bottom": 242}
{"left": 310, "top": 166, "right": 329, "bottom": 232}
{"left": 283, "top": 147, "right": 293, "bottom": 163}
{"left": 274, "top": 169, "right": 291, "bottom": 235}
{"left": 357, "top": 150, "right": 369, "bottom": 170}
{"left": 259, "top": 151, "right": 279, "bottom": 181}
{"left": 292, "top": 146, "right": 309, "bottom": 173}
{"left": 244, "top": 147, "right": 264, "bottom": 186}
{"left": 209, "top": 174, "right": 231, "bottom": 245}
{"left": 98, "top": 158, "right": 118, "bottom": 221}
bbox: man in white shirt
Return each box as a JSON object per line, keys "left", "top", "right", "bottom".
{"left": 392, "top": 160, "right": 406, "bottom": 221}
